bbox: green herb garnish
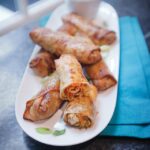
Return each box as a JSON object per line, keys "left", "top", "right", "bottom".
{"left": 86, "top": 76, "right": 91, "bottom": 81}
{"left": 85, "top": 74, "right": 91, "bottom": 81}
{"left": 36, "top": 127, "right": 52, "bottom": 134}
{"left": 36, "top": 128, "right": 66, "bottom": 136}
{"left": 52, "top": 129, "right": 66, "bottom": 136}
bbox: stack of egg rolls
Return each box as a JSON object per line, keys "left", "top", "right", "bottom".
{"left": 55, "top": 54, "right": 97, "bottom": 128}
{"left": 24, "top": 12, "right": 118, "bottom": 129}
{"left": 62, "top": 13, "right": 116, "bottom": 45}
{"left": 24, "top": 54, "right": 97, "bottom": 128}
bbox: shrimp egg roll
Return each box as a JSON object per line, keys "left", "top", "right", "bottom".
{"left": 63, "top": 97, "right": 95, "bottom": 128}
{"left": 62, "top": 13, "right": 116, "bottom": 46}
{"left": 29, "top": 28, "right": 101, "bottom": 64}
{"left": 23, "top": 72, "right": 62, "bottom": 121}
{"left": 29, "top": 49, "right": 55, "bottom": 77}
{"left": 55, "top": 54, "right": 90, "bottom": 101}
{"left": 86, "top": 59, "right": 117, "bottom": 91}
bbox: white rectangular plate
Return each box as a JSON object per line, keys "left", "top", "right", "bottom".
{"left": 15, "top": 1, "right": 120, "bottom": 146}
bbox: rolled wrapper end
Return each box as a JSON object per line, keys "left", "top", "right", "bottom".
{"left": 94, "top": 31, "right": 116, "bottom": 46}
{"left": 23, "top": 90, "right": 62, "bottom": 121}
{"left": 23, "top": 72, "right": 62, "bottom": 122}
{"left": 29, "top": 49, "right": 55, "bottom": 77}
{"left": 93, "top": 75, "right": 117, "bottom": 91}
{"left": 86, "top": 59, "right": 117, "bottom": 91}
{"left": 29, "top": 28, "right": 51, "bottom": 43}
{"left": 61, "top": 82, "right": 90, "bottom": 101}
{"left": 105, "top": 31, "right": 116, "bottom": 45}
{"left": 23, "top": 100, "right": 34, "bottom": 121}
{"left": 87, "top": 48, "right": 102, "bottom": 65}
{"left": 63, "top": 98, "right": 94, "bottom": 128}
{"left": 64, "top": 114, "right": 93, "bottom": 129}
{"left": 75, "top": 46, "right": 101, "bottom": 65}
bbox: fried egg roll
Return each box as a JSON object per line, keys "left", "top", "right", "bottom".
{"left": 55, "top": 54, "right": 91, "bottom": 101}
{"left": 29, "top": 49, "right": 55, "bottom": 77}
{"left": 86, "top": 59, "right": 117, "bottom": 91}
{"left": 63, "top": 97, "right": 94, "bottom": 128}
{"left": 62, "top": 13, "right": 116, "bottom": 45}
{"left": 23, "top": 72, "right": 62, "bottom": 121}
{"left": 29, "top": 28, "right": 101, "bottom": 64}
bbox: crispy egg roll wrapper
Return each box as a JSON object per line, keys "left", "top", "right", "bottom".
{"left": 63, "top": 97, "right": 95, "bottom": 128}
{"left": 58, "top": 23, "right": 94, "bottom": 43}
{"left": 23, "top": 72, "right": 62, "bottom": 121}
{"left": 55, "top": 54, "right": 91, "bottom": 101}
{"left": 29, "top": 28, "right": 101, "bottom": 64}
{"left": 86, "top": 60, "right": 117, "bottom": 91}
{"left": 62, "top": 13, "right": 116, "bottom": 45}
{"left": 88, "top": 84, "right": 97, "bottom": 102}
{"left": 29, "top": 49, "right": 55, "bottom": 77}
{"left": 58, "top": 23, "right": 93, "bottom": 43}
{"left": 58, "top": 23, "right": 78, "bottom": 36}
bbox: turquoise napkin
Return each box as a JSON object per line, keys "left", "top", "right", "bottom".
{"left": 40, "top": 16, "right": 150, "bottom": 138}
{"left": 101, "top": 17, "right": 150, "bottom": 138}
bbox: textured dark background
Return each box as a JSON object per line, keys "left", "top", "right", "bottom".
{"left": 0, "top": 0, "right": 150, "bottom": 149}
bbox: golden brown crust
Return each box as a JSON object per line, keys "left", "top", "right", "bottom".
{"left": 23, "top": 100, "right": 34, "bottom": 121}
{"left": 29, "top": 49, "right": 55, "bottom": 77}
{"left": 88, "top": 84, "right": 97, "bottom": 102}
{"left": 86, "top": 59, "right": 110, "bottom": 79}
{"left": 86, "top": 59, "right": 117, "bottom": 91}
{"left": 57, "top": 23, "right": 78, "bottom": 36}
{"left": 63, "top": 98, "right": 94, "bottom": 128}
{"left": 58, "top": 23, "right": 94, "bottom": 44}
{"left": 93, "top": 76, "right": 117, "bottom": 91}
{"left": 29, "top": 28, "right": 101, "bottom": 65}
{"left": 62, "top": 13, "right": 116, "bottom": 45}
{"left": 55, "top": 54, "right": 91, "bottom": 101}
{"left": 23, "top": 72, "right": 62, "bottom": 121}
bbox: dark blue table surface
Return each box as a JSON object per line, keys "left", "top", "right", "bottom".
{"left": 0, "top": 0, "right": 150, "bottom": 149}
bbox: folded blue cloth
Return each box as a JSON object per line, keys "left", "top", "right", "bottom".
{"left": 101, "top": 17, "right": 150, "bottom": 138}
{"left": 40, "top": 16, "right": 150, "bottom": 138}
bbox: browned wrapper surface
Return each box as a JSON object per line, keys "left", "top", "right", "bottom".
{"left": 63, "top": 98, "right": 95, "bottom": 128}
{"left": 86, "top": 59, "right": 117, "bottom": 91}
{"left": 55, "top": 54, "right": 91, "bottom": 101}
{"left": 23, "top": 72, "right": 62, "bottom": 121}
{"left": 29, "top": 28, "right": 101, "bottom": 65}
{"left": 29, "top": 49, "right": 55, "bottom": 77}
{"left": 62, "top": 13, "right": 116, "bottom": 45}
{"left": 58, "top": 22, "right": 78, "bottom": 36}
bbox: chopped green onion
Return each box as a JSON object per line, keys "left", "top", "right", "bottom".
{"left": 52, "top": 129, "right": 66, "bottom": 136}
{"left": 36, "top": 127, "right": 52, "bottom": 134}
